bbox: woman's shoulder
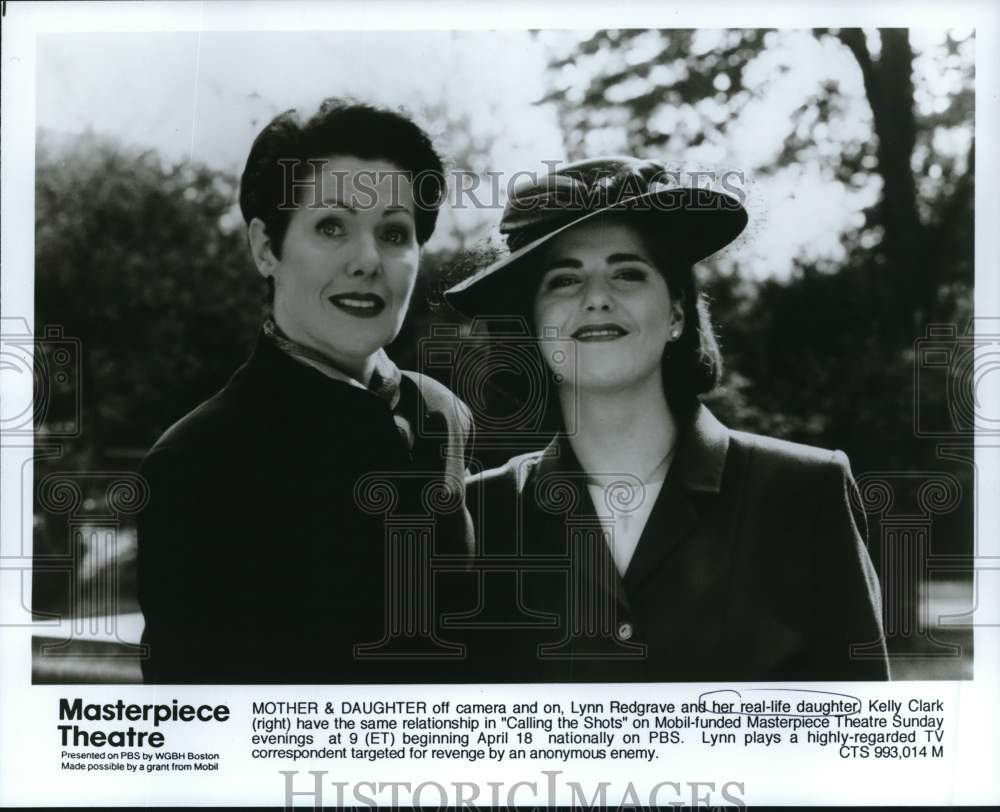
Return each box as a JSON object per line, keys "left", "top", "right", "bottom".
{"left": 466, "top": 449, "right": 548, "bottom": 496}
{"left": 726, "top": 428, "right": 855, "bottom": 499}
{"left": 400, "top": 368, "right": 450, "bottom": 397}
{"left": 730, "top": 428, "right": 848, "bottom": 469}
{"left": 463, "top": 451, "right": 548, "bottom": 538}
{"left": 401, "top": 370, "right": 472, "bottom": 427}
{"left": 146, "top": 387, "right": 236, "bottom": 460}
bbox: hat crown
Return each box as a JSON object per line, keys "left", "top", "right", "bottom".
{"left": 443, "top": 154, "right": 748, "bottom": 320}
{"left": 500, "top": 156, "right": 676, "bottom": 247}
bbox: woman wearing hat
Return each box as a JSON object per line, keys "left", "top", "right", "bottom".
{"left": 445, "top": 157, "right": 889, "bottom": 682}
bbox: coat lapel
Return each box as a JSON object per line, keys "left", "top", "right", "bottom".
{"left": 622, "top": 473, "right": 699, "bottom": 591}
{"left": 623, "top": 405, "right": 731, "bottom": 591}
{"left": 529, "top": 406, "right": 735, "bottom": 605}
{"left": 530, "top": 436, "right": 633, "bottom": 615}
{"left": 517, "top": 405, "right": 741, "bottom": 675}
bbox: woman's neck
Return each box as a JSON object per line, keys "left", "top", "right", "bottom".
{"left": 270, "top": 312, "right": 376, "bottom": 384}
{"left": 559, "top": 375, "right": 678, "bottom": 486}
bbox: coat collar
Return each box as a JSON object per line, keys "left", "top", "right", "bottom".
{"left": 673, "top": 404, "right": 730, "bottom": 493}
{"left": 234, "top": 330, "right": 443, "bottom": 431}
{"left": 526, "top": 403, "right": 734, "bottom": 609}
{"left": 533, "top": 403, "right": 730, "bottom": 493}
{"left": 523, "top": 403, "right": 742, "bottom": 675}
{"left": 262, "top": 317, "right": 403, "bottom": 409}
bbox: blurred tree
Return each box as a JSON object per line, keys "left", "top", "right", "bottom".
{"left": 537, "top": 28, "right": 974, "bottom": 471}
{"left": 533, "top": 30, "right": 975, "bottom": 669}
{"left": 33, "top": 133, "right": 263, "bottom": 619}
{"left": 541, "top": 28, "right": 973, "bottom": 325}
{"left": 35, "top": 131, "right": 262, "bottom": 463}
{"left": 829, "top": 29, "right": 973, "bottom": 327}
{"left": 33, "top": 123, "right": 508, "bottom": 464}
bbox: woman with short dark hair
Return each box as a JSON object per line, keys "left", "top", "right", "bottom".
{"left": 445, "top": 156, "right": 889, "bottom": 682}
{"left": 240, "top": 98, "right": 446, "bottom": 271}
{"left": 137, "top": 99, "right": 473, "bottom": 684}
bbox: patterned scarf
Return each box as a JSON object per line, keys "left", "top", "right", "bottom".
{"left": 263, "top": 317, "right": 413, "bottom": 447}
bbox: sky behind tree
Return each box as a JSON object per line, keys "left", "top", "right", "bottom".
{"left": 36, "top": 28, "right": 972, "bottom": 280}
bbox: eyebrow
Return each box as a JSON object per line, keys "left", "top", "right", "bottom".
{"left": 314, "top": 198, "right": 414, "bottom": 218}
{"left": 542, "top": 252, "right": 652, "bottom": 271}
{"left": 381, "top": 205, "right": 415, "bottom": 218}
{"left": 316, "top": 197, "right": 355, "bottom": 212}
{"left": 607, "top": 252, "right": 652, "bottom": 265}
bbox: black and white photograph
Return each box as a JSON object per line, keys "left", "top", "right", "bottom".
{"left": 2, "top": 1, "right": 998, "bottom": 808}
{"left": 23, "top": 23, "right": 974, "bottom": 684}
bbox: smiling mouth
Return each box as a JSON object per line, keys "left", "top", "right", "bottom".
{"left": 572, "top": 323, "right": 630, "bottom": 342}
{"left": 328, "top": 293, "right": 386, "bottom": 318}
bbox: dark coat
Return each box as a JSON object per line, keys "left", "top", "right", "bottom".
{"left": 462, "top": 405, "right": 889, "bottom": 682}
{"left": 136, "top": 334, "right": 474, "bottom": 684}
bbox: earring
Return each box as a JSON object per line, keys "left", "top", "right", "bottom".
{"left": 670, "top": 328, "right": 681, "bottom": 340}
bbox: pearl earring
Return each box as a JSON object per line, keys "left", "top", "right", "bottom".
{"left": 670, "top": 328, "right": 680, "bottom": 340}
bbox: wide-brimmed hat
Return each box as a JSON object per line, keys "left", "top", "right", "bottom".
{"left": 444, "top": 156, "right": 748, "bottom": 320}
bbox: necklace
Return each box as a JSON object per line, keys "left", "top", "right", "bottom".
{"left": 586, "top": 442, "right": 678, "bottom": 489}
{"left": 643, "top": 442, "right": 678, "bottom": 484}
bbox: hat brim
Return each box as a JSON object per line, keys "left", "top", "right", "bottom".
{"left": 444, "top": 187, "right": 747, "bottom": 321}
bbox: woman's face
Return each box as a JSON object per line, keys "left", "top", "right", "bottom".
{"left": 254, "top": 154, "right": 420, "bottom": 378}
{"left": 533, "top": 219, "right": 683, "bottom": 394}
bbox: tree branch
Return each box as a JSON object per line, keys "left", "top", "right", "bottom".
{"left": 837, "top": 29, "right": 879, "bottom": 107}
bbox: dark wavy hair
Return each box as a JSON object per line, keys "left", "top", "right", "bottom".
{"left": 637, "top": 221, "right": 723, "bottom": 419}
{"left": 238, "top": 98, "right": 446, "bottom": 260}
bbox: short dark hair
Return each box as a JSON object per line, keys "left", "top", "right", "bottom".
{"left": 239, "top": 98, "right": 446, "bottom": 258}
